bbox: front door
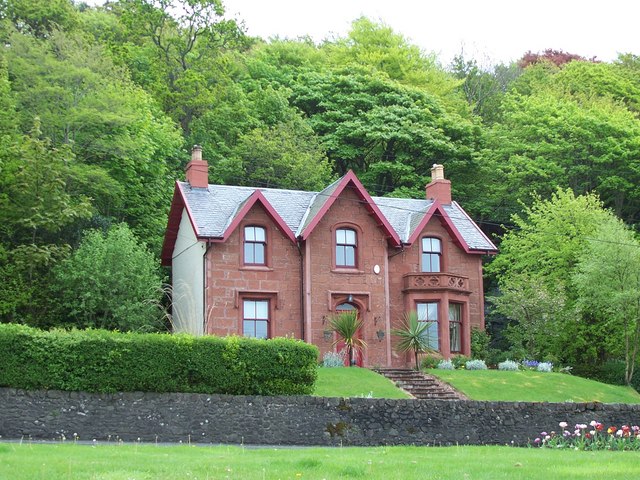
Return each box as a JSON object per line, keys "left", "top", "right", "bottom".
{"left": 335, "top": 302, "right": 363, "bottom": 367}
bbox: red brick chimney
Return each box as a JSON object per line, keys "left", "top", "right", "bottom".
{"left": 185, "top": 145, "right": 208, "bottom": 188}
{"left": 425, "top": 164, "right": 451, "bottom": 204}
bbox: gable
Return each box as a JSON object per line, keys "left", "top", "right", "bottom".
{"left": 162, "top": 172, "right": 496, "bottom": 265}
{"left": 297, "top": 171, "right": 402, "bottom": 247}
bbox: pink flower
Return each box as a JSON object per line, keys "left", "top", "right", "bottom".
{"left": 559, "top": 421, "right": 568, "bottom": 428}
{"left": 590, "top": 420, "right": 598, "bottom": 427}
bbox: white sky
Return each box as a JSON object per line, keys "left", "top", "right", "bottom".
{"left": 223, "top": 0, "right": 640, "bottom": 66}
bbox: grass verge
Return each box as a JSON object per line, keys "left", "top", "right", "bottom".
{"left": 429, "top": 369, "right": 640, "bottom": 403}
{"left": 313, "top": 367, "right": 410, "bottom": 398}
{"left": 1, "top": 442, "right": 639, "bottom": 479}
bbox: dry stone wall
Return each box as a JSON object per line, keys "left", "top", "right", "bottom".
{"left": 1, "top": 388, "right": 638, "bottom": 446}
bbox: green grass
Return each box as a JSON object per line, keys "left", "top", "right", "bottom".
{"left": 313, "top": 367, "right": 411, "bottom": 398}
{"left": 2, "top": 442, "right": 640, "bottom": 479}
{"left": 429, "top": 369, "right": 640, "bottom": 403}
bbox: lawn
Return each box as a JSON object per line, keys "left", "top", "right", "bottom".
{"left": 2, "top": 442, "right": 639, "bottom": 479}
{"left": 313, "top": 367, "right": 410, "bottom": 398}
{"left": 429, "top": 369, "right": 640, "bottom": 403}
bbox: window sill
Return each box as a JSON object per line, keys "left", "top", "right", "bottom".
{"left": 240, "top": 265, "right": 274, "bottom": 272}
{"left": 331, "top": 268, "right": 364, "bottom": 274}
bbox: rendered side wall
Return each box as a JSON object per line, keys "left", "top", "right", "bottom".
{"left": 172, "top": 209, "right": 205, "bottom": 335}
{"left": 2, "top": 388, "right": 638, "bottom": 446}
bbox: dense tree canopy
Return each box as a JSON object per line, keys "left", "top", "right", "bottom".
{"left": 1, "top": 0, "right": 640, "bottom": 379}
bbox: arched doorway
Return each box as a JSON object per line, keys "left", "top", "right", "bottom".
{"left": 335, "top": 302, "right": 363, "bottom": 367}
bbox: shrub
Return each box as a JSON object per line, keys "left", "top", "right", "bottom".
{"left": 51, "top": 224, "right": 165, "bottom": 332}
{"left": 436, "top": 359, "right": 455, "bottom": 370}
{"left": 451, "top": 354, "right": 470, "bottom": 369}
{"left": 470, "top": 328, "right": 490, "bottom": 360}
{"left": 498, "top": 360, "right": 520, "bottom": 371}
{"left": 421, "top": 355, "right": 440, "bottom": 370}
{"left": 522, "top": 359, "right": 539, "bottom": 370}
{"left": 465, "top": 359, "right": 488, "bottom": 370}
{"left": 0, "top": 324, "right": 318, "bottom": 395}
{"left": 537, "top": 362, "right": 553, "bottom": 373}
{"left": 322, "top": 350, "right": 345, "bottom": 368}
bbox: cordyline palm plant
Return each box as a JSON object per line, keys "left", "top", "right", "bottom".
{"left": 329, "top": 311, "right": 366, "bottom": 366}
{"left": 392, "top": 311, "right": 434, "bottom": 370}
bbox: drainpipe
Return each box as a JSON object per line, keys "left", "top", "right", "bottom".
{"left": 203, "top": 240, "right": 213, "bottom": 335}
{"left": 296, "top": 239, "right": 305, "bottom": 341}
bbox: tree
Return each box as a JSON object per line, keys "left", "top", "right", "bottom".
{"left": 487, "top": 189, "right": 615, "bottom": 367}
{"left": 5, "top": 28, "right": 183, "bottom": 251}
{"left": 488, "top": 274, "right": 566, "bottom": 360}
{"left": 0, "top": 120, "right": 93, "bottom": 324}
{"left": 117, "top": 0, "right": 247, "bottom": 134}
{"left": 3, "top": 0, "right": 79, "bottom": 37}
{"left": 392, "top": 311, "right": 433, "bottom": 370}
{"left": 227, "top": 116, "right": 334, "bottom": 191}
{"left": 329, "top": 311, "right": 366, "bottom": 366}
{"left": 52, "top": 224, "right": 165, "bottom": 332}
{"left": 573, "top": 217, "right": 640, "bottom": 384}
{"left": 482, "top": 61, "right": 640, "bottom": 225}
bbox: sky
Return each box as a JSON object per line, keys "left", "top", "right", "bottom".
{"left": 222, "top": 0, "right": 640, "bottom": 66}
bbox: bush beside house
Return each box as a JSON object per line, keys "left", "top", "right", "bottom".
{"left": 0, "top": 324, "right": 318, "bottom": 395}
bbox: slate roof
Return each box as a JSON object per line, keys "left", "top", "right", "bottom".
{"left": 172, "top": 176, "right": 496, "bottom": 253}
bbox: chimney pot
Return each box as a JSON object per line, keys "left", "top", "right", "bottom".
{"left": 431, "top": 164, "right": 445, "bottom": 180}
{"left": 185, "top": 145, "right": 208, "bottom": 188}
{"left": 191, "top": 145, "right": 202, "bottom": 162}
{"left": 425, "top": 163, "right": 451, "bottom": 203}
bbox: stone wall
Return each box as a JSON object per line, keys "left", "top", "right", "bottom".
{"left": 2, "top": 388, "right": 639, "bottom": 446}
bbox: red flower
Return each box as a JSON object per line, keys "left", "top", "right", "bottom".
{"left": 607, "top": 426, "right": 617, "bottom": 435}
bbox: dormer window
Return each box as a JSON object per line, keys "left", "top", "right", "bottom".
{"left": 244, "top": 226, "right": 266, "bottom": 265}
{"left": 336, "top": 228, "right": 357, "bottom": 268}
{"left": 421, "top": 237, "right": 441, "bottom": 272}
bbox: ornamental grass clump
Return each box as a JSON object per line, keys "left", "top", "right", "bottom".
{"left": 537, "top": 362, "right": 553, "bottom": 373}
{"left": 465, "top": 359, "right": 488, "bottom": 370}
{"left": 436, "top": 359, "right": 455, "bottom": 370}
{"left": 498, "top": 360, "right": 520, "bottom": 371}
{"left": 534, "top": 421, "right": 640, "bottom": 451}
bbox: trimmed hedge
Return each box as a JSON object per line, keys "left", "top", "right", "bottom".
{"left": 0, "top": 324, "right": 318, "bottom": 395}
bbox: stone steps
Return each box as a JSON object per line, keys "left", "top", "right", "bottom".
{"left": 375, "top": 368, "right": 466, "bottom": 401}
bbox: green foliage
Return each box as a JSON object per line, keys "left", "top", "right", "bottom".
{"left": 482, "top": 60, "right": 640, "bottom": 225}
{"left": 470, "top": 328, "right": 490, "bottom": 360}
{"left": 0, "top": 323, "right": 318, "bottom": 395}
{"left": 573, "top": 216, "right": 640, "bottom": 384}
{"left": 329, "top": 311, "right": 366, "bottom": 367}
{"left": 392, "top": 311, "right": 433, "bottom": 370}
{"left": 487, "top": 189, "right": 623, "bottom": 370}
{"left": 420, "top": 355, "right": 439, "bottom": 370}
{"left": 4, "top": 0, "right": 79, "bottom": 37}
{"left": 51, "top": 224, "right": 165, "bottom": 332}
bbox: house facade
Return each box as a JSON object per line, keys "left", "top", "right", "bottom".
{"left": 161, "top": 147, "right": 497, "bottom": 368}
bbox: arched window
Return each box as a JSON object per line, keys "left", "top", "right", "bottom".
{"left": 244, "top": 226, "right": 266, "bottom": 265}
{"left": 336, "top": 228, "right": 357, "bottom": 267}
{"left": 421, "top": 237, "right": 441, "bottom": 272}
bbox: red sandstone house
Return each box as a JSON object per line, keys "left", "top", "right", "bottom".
{"left": 161, "top": 147, "right": 497, "bottom": 368}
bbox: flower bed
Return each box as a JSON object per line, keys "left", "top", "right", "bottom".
{"left": 534, "top": 421, "right": 640, "bottom": 450}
